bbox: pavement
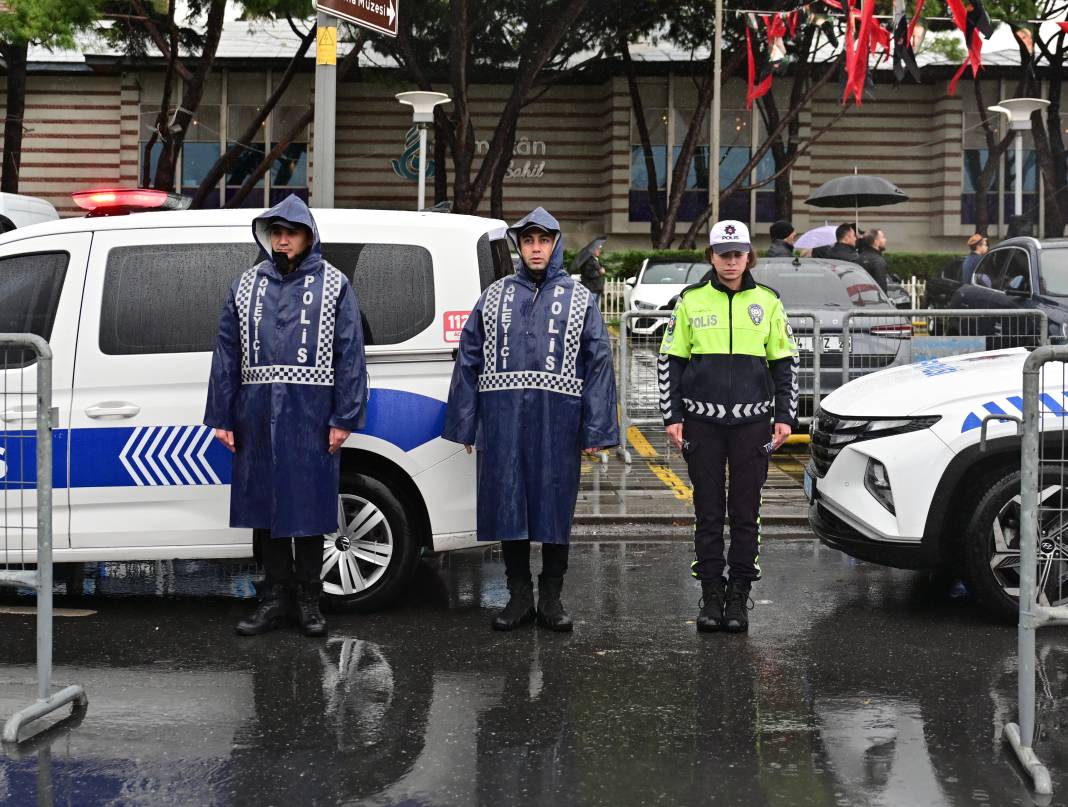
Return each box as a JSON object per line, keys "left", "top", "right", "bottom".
{"left": 0, "top": 541, "right": 1064, "bottom": 806}
{"left": 574, "top": 425, "right": 810, "bottom": 532}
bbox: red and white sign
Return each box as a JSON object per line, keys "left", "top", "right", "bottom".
{"left": 443, "top": 311, "right": 470, "bottom": 343}
{"left": 316, "top": 0, "right": 399, "bottom": 38}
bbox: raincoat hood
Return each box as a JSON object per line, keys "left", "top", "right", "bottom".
{"left": 252, "top": 194, "right": 323, "bottom": 272}
{"left": 506, "top": 207, "right": 565, "bottom": 282}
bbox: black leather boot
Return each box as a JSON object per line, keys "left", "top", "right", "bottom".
{"left": 236, "top": 583, "right": 292, "bottom": 636}
{"left": 696, "top": 578, "right": 727, "bottom": 632}
{"left": 724, "top": 578, "right": 753, "bottom": 633}
{"left": 536, "top": 574, "right": 573, "bottom": 632}
{"left": 295, "top": 584, "right": 327, "bottom": 637}
{"left": 492, "top": 576, "right": 536, "bottom": 631}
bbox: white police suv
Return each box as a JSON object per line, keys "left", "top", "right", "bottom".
{"left": 807, "top": 347, "right": 1068, "bottom": 620}
{"left": 0, "top": 189, "right": 512, "bottom": 610}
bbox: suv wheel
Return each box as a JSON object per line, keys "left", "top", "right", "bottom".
{"left": 321, "top": 471, "right": 421, "bottom": 612}
{"left": 962, "top": 465, "right": 1068, "bottom": 621}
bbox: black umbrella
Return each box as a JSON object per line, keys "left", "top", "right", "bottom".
{"left": 805, "top": 175, "right": 909, "bottom": 208}
{"left": 568, "top": 236, "right": 607, "bottom": 275}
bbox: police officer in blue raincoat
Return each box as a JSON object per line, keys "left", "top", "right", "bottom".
{"left": 205, "top": 194, "right": 366, "bottom": 638}
{"left": 444, "top": 208, "right": 619, "bottom": 632}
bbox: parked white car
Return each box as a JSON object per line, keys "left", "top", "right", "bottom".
{"left": 622, "top": 259, "right": 707, "bottom": 336}
{"left": 0, "top": 190, "right": 511, "bottom": 609}
{"left": 806, "top": 346, "right": 1067, "bottom": 620}
{"left": 0, "top": 191, "right": 58, "bottom": 231}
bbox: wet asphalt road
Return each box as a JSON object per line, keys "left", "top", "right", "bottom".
{"left": 0, "top": 540, "right": 1066, "bottom": 807}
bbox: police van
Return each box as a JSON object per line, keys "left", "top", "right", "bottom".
{"left": 806, "top": 347, "right": 1068, "bottom": 620}
{"left": 0, "top": 189, "right": 511, "bottom": 609}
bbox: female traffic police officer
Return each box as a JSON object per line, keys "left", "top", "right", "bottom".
{"left": 658, "top": 220, "right": 798, "bottom": 633}
{"left": 205, "top": 194, "right": 367, "bottom": 638}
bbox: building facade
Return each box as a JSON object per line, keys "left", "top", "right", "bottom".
{"left": 4, "top": 34, "right": 1051, "bottom": 252}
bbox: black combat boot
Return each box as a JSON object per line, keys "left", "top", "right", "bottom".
{"left": 696, "top": 578, "right": 727, "bottom": 632}
{"left": 536, "top": 574, "right": 574, "bottom": 632}
{"left": 724, "top": 578, "right": 753, "bottom": 633}
{"left": 236, "top": 583, "right": 292, "bottom": 636}
{"left": 295, "top": 584, "right": 327, "bottom": 637}
{"left": 492, "top": 576, "right": 536, "bottom": 631}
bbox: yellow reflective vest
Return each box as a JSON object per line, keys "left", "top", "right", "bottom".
{"left": 658, "top": 270, "right": 798, "bottom": 426}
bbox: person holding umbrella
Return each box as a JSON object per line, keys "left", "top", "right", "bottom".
{"left": 572, "top": 236, "right": 608, "bottom": 307}
{"left": 658, "top": 220, "right": 798, "bottom": 634}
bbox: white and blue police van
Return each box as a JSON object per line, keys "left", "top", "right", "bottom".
{"left": 0, "top": 189, "right": 512, "bottom": 609}
{"left": 807, "top": 346, "right": 1068, "bottom": 621}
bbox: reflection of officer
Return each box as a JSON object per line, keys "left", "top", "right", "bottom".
{"left": 658, "top": 220, "right": 798, "bottom": 633}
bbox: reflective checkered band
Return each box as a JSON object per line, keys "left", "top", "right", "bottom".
{"left": 682, "top": 399, "right": 772, "bottom": 419}
{"left": 235, "top": 266, "right": 258, "bottom": 369}
{"left": 481, "top": 278, "right": 505, "bottom": 374}
{"left": 478, "top": 371, "right": 584, "bottom": 397}
{"left": 241, "top": 364, "right": 335, "bottom": 386}
{"left": 561, "top": 283, "right": 589, "bottom": 377}
{"left": 315, "top": 264, "right": 344, "bottom": 369}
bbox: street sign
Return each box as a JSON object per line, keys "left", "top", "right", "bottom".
{"left": 315, "top": 0, "right": 399, "bottom": 38}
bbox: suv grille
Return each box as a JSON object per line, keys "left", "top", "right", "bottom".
{"left": 810, "top": 409, "right": 871, "bottom": 477}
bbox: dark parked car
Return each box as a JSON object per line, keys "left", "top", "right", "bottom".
{"left": 923, "top": 257, "right": 964, "bottom": 309}
{"left": 754, "top": 258, "right": 911, "bottom": 422}
{"left": 946, "top": 236, "right": 1068, "bottom": 344}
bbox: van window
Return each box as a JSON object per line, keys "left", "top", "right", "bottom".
{"left": 322, "top": 243, "right": 434, "bottom": 345}
{"left": 100, "top": 243, "right": 257, "bottom": 355}
{"left": 0, "top": 251, "right": 68, "bottom": 368}
{"left": 477, "top": 234, "right": 513, "bottom": 290}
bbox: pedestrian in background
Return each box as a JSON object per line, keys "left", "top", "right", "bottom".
{"left": 813, "top": 222, "right": 859, "bottom": 262}
{"left": 444, "top": 207, "right": 619, "bottom": 633}
{"left": 857, "top": 228, "right": 889, "bottom": 291}
{"left": 766, "top": 220, "right": 796, "bottom": 257}
{"left": 574, "top": 236, "right": 608, "bottom": 307}
{"left": 659, "top": 220, "right": 798, "bottom": 633}
{"left": 205, "top": 195, "right": 367, "bottom": 638}
{"left": 961, "top": 233, "right": 988, "bottom": 285}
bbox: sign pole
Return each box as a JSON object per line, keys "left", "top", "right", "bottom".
{"left": 312, "top": 12, "right": 337, "bottom": 208}
{"left": 710, "top": 0, "right": 723, "bottom": 225}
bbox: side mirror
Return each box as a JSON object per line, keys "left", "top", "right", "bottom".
{"left": 625, "top": 276, "right": 637, "bottom": 287}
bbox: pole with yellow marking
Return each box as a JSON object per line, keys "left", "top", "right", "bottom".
{"left": 312, "top": 13, "right": 337, "bottom": 206}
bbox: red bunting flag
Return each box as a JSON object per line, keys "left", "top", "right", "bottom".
{"left": 1058, "top": 21, "right": 1068, "bottom": 33}
{"left": 746, "top": 26, "right": 773, "bottom": 109}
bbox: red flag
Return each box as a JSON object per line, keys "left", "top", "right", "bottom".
{"left": 843, "top": 0, "right": 876, "bottom": 105}
{"left": 821, "top": 0, "right": 843, "bottom": 9}
{"left": 746, "top": 27, "right": 773, "bottom": 109}
{"left": 871, "top": 18, "right": 892, "bottom": 55}
{"left": 1058, "top": 21, "right": 1068, "bottom": 33}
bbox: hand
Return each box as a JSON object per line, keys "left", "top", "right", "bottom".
{"left": 772, "top": 422, "right": 792, "bottom": 450}
{"left": 464, "top": 444, "right": 473, "bottom": 454}
{"left": 328, "top": 427, "right": 351, "bottom": 455}
{"left": 666, "top": 423, "right": 683, "bottom": 451}
{"left": 214, "top": 429, "right": 235, "bottom": 453}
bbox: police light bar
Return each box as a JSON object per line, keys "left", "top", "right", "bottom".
{"left": 72, "top": 188, "right": 191, "bottom": 216}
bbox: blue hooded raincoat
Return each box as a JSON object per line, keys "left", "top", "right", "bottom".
{"left": 204, "top": 195, "right": 367, "bottom": 538}
{"left": 443, "top": 207, "right": 619, "bottom": 544}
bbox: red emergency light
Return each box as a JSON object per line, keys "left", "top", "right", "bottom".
{"left": 72, "top": 188, "right": 191, "bottom": 216}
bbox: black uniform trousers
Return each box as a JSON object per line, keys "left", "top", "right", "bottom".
{"left": 682, "top": 417, "right": 770, "bottom": 582}
{"left": 255, "top": 529, "right": 323, "bottom": 592}
{"left": 501, "top": 540, "right": 570, "bottom": 579}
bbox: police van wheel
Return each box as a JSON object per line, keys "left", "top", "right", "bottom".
{"left": 321, "top": 472, "right": 420, "bottom": 612}
{"left": 962, "top": 465, "right": 1068, "bottom": 622}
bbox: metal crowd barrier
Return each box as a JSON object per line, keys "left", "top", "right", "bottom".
{"left": 1005, "top": 345, "right": 1068, "bottom": 796}
{"left": 0, "top": 333, "right": 87, "bottom": 743}
{"left": 841, "top": 309, "right": 1049, "bottom": 386}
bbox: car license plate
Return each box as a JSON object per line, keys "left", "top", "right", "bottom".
{"left": 803, "top": 467, "right": 814, "bottom": 502}
{"left": 796, "top": 335, "right": 843, "bottom": 353}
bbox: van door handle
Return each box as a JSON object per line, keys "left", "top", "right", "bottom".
{"left": 2, "top": 406, "right": 36, "bottom": 422}
{"left": 85, "top": 402, "right": 141, "bottom": 419}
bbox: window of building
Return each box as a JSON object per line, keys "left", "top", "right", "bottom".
{"left": 0, "top": 252, "right": 68, "bottom": 368}
{"left": 962, "top": 110, "right": 1001, "bottom": 227}
{"left": 182, "top": 105, "right": 222, "bottom": 208}
{"left": 138, "top": 105, "right": 166, "bottom": 187}
{"left": 719, "top": 109, "right": 752, "bottom": 223}
{"left": 269, "top": 106, "right": 310, "bottom": 206}
{"left": 226, "top": 104, "right": 268, "bottom": 209}
{"left": 629, "top": 104, "right": 669, "bottom": 223}
{"left": 754, "top": 149, "right": 778, "bottom": 223}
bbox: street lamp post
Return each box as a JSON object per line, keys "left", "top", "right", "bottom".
{"left": 988, "top": 97, "right": 1049, "bottom": 220}
{"left": 396, "top": 91, "right": 451, "bottom": 210}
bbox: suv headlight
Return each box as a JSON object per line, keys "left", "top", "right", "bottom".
{"left": 633, "top": 300, "right": 658, "bottom": 311}
{"left": 824, "top": 416, "right": 941, "bottom": 446}
{"left": 864, "top": 458, "right": 895, "bottom": 514}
